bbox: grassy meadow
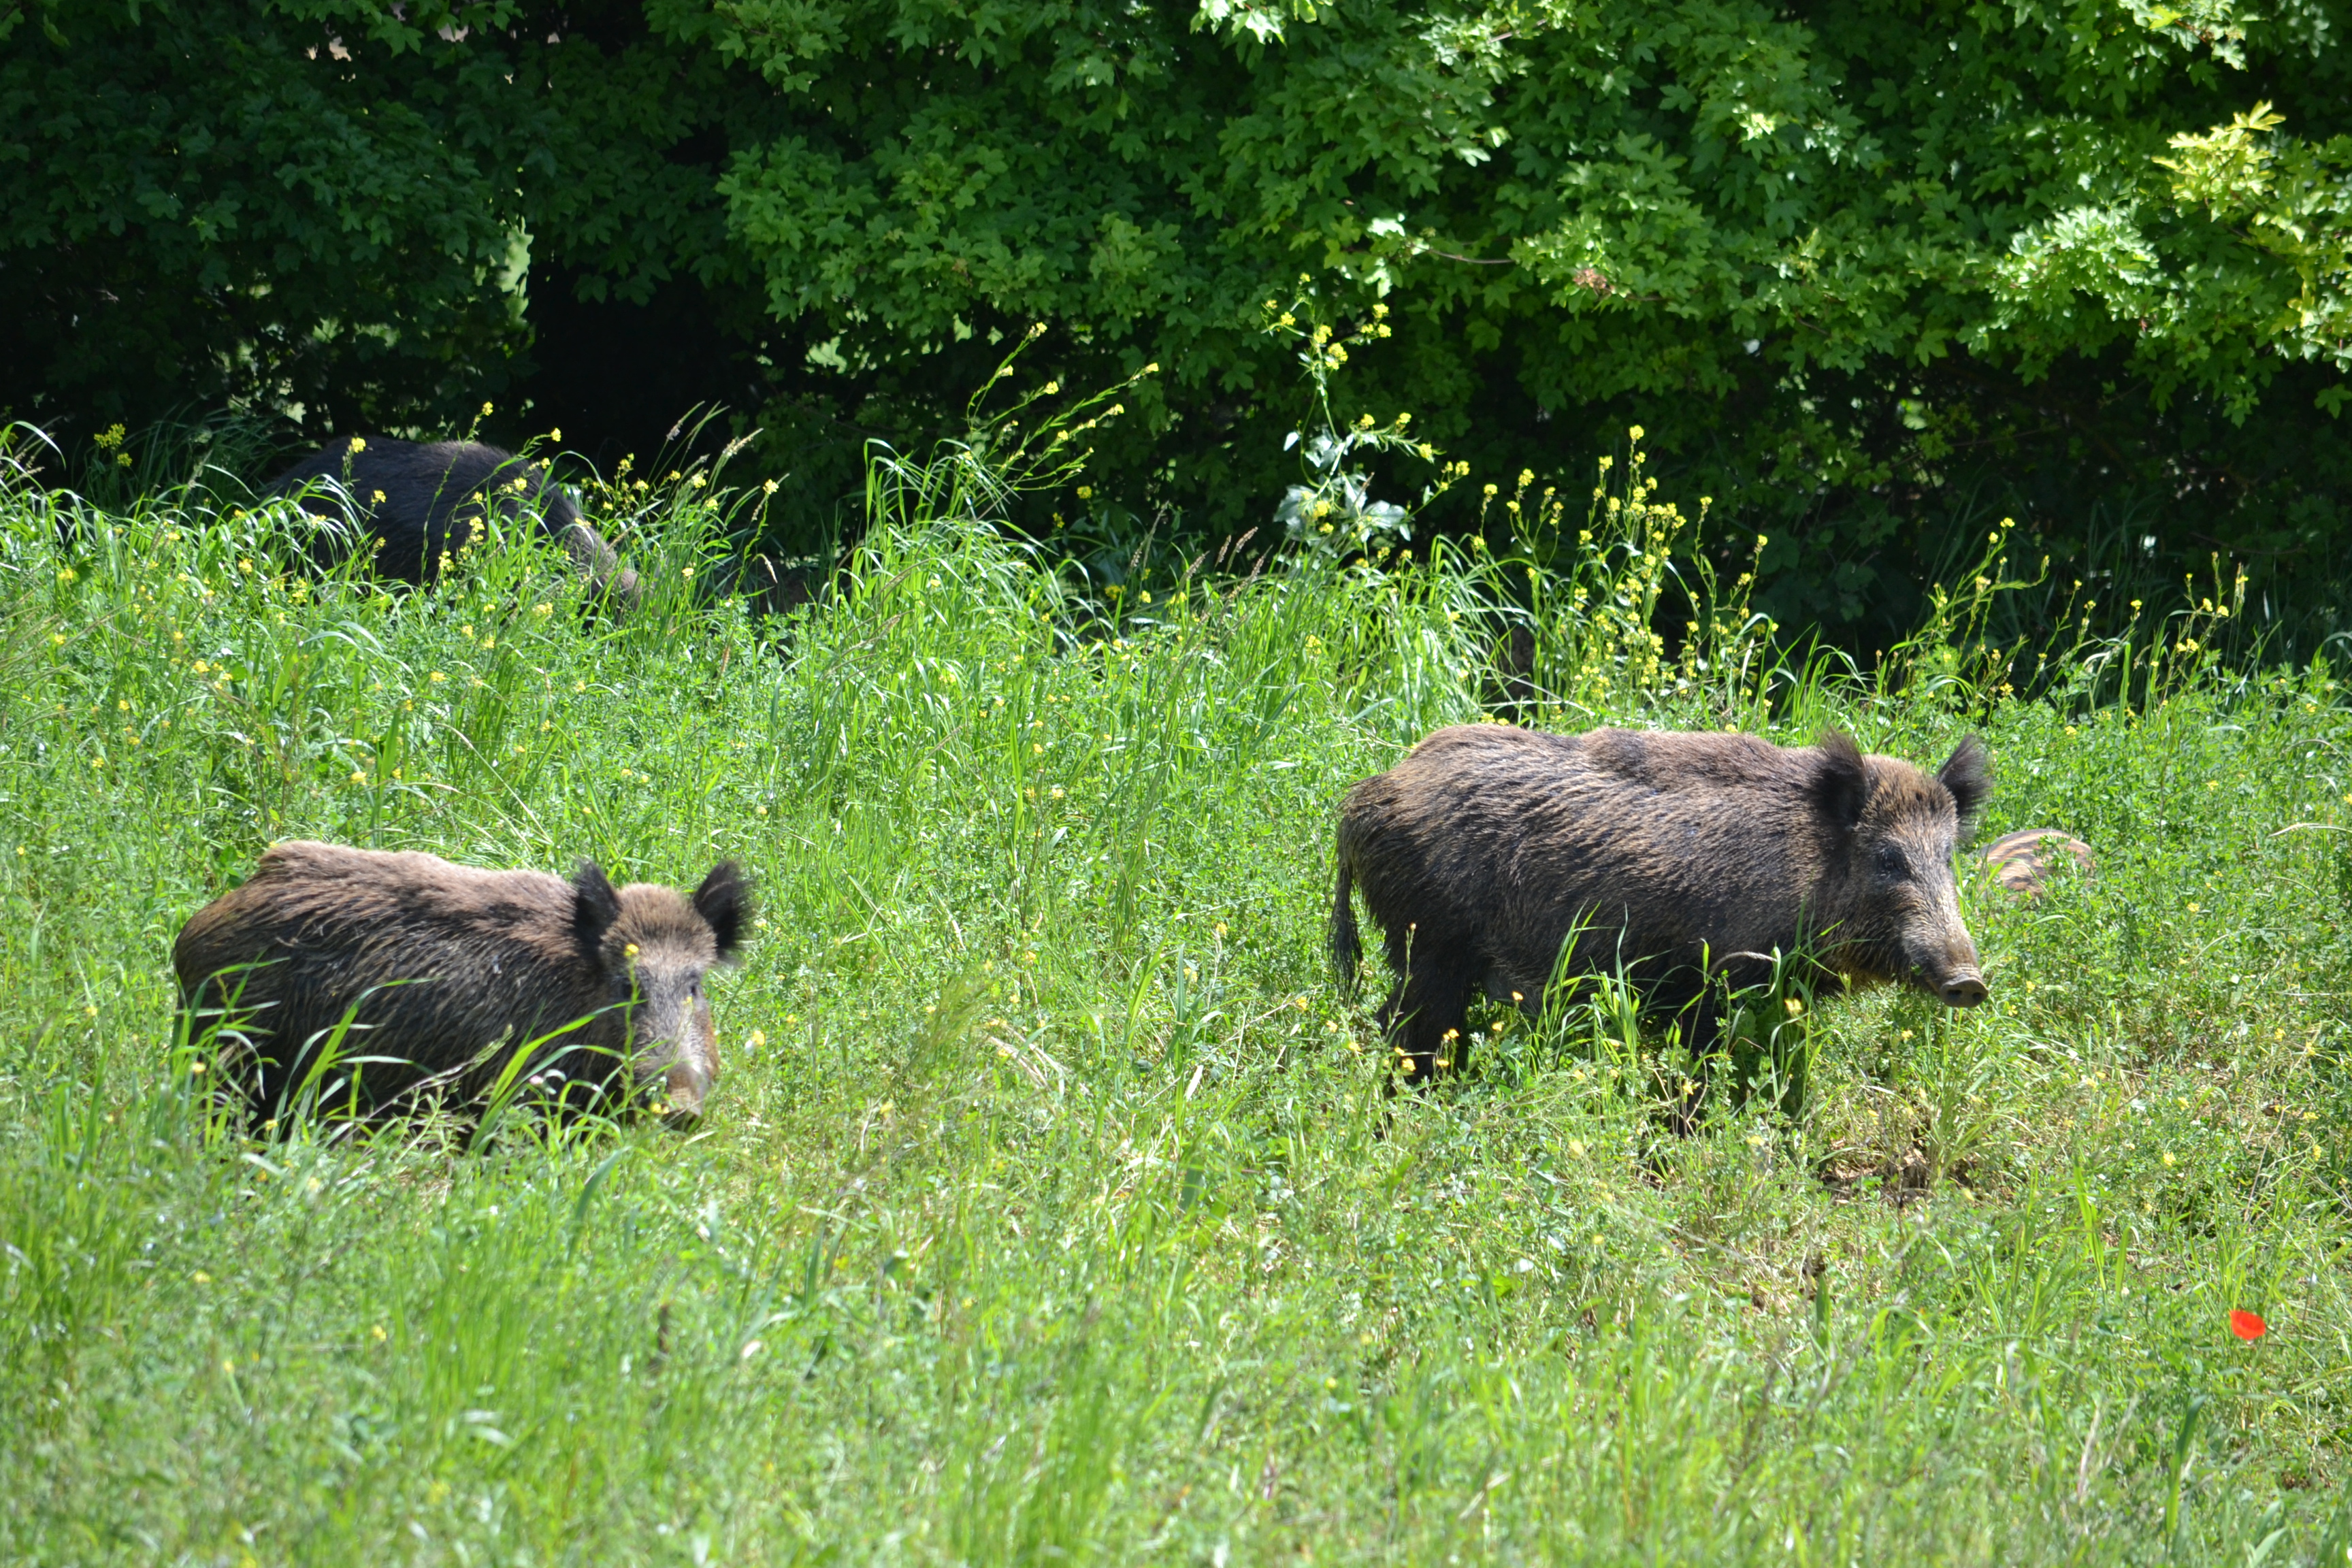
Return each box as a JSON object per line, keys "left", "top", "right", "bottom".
{"left": 3, "top": 424, "right": 2351, "bottom": 1565}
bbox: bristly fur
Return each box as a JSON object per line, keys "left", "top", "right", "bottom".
{"left": 1330, "top": 725, "right": 1991, "bottom": 1085}
{"left": 262, "top": 437, "right": 639, "bottom": 602}
{"left": 173, "top": 842, "right": 751, "bottom": 1124}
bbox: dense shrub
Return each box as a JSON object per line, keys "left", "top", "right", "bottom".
{"left": 3, "top": 0, "right": 2347, "bottom": 640}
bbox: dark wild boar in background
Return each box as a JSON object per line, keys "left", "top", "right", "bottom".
{"left": 1331, "top": 725, "right": 1990, "bottom": 1083}
{"left": 264, "top": 438, "right": 640, "bottom": 606}
{"left": 174, "top": 841, "right": 747, "bottom": 1125}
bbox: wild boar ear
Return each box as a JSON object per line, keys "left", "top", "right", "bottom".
{"left": 571, "top": 861, "right": 622, "bottom": 968}
{"left": 1811, "top": 730, "right": 1870, "bottom": 832}
{"left": 693, "top": 862, "right": 751, "bottom": 961}
{"left": 1938, "top": 735, "right": 1991, "bottom": 832}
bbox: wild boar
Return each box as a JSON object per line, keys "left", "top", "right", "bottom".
{"left": 1979, "top": 828, "right": 2095, "bottom": 897}
{"left": 1330, "top": 725, "right": 1990, "bottom": 1082}
{"left": 264, "top": 438, "right": 640, "bottom": 605}
{"left": 173, "top": 841, "right": 747, "bottom": 1124}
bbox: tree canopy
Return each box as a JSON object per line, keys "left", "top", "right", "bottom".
{"left": 4, "top": 0, "right": 2347, "bottom": 636}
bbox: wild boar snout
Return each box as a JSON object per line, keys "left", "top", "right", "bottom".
{"left": 615, "top": 973, "right": 720, "bottom": 1120}
{"left": 1912, "top": 915, "right": 1987, "bottom": 1007}
{"left": 1938, "top": 968, "right": 1989, "bottom": 1007}
{"left": 662, "top": 1058, "right": 710, "bottom": 1127}
{"left": 630, "top": 992, "right": 717, "bottom": 1124}
{"left": 1897, "top": 868, "right": 1987, "bottom": 1008}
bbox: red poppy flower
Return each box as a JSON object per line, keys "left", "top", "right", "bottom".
{"left": 2230, "top": 1309, "right": 2268, "bottom": 1341}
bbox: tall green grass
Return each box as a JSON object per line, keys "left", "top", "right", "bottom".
{"left": 2, "top": 416, "right": 2350, "bottom": 1564}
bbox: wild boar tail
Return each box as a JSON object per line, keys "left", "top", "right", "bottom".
{"left": 1329, "top": 834, "right": 1363, "bottom": 995}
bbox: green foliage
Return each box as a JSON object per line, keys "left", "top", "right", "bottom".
{"left": 1, "top": 2, "right": 540, "bottom": 425}
{"left": 4, "top": 426, "right": 2352, "bottom": 1560}
{"left": 5, "top": 0, "right": 2349, "bottom": 640}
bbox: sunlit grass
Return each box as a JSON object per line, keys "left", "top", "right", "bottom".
{"left": 3, "top": 432, "right": 2350, "bottom": 1563}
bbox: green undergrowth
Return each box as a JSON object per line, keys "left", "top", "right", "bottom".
{"left": 3, "top": 435, "right": 2351, "bottom": 1565}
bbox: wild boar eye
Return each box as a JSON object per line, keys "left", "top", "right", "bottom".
{"left": 1876, "top": 845, "right": 1908, "bottom": 879}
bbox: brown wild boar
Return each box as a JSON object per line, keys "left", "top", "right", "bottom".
{"left": 1979, "top": 828, "right": 2094, "bottom": 897}
{"left": 1331, "top": 725, "right": 1990, "bottom": 1082}
{"left": 174, "top": 842, "right": 747, "bottom": 1124}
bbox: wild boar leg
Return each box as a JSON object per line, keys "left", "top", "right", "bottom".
{"left": 1377, "top": 934, "right": 1475, "bottom": 1084}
